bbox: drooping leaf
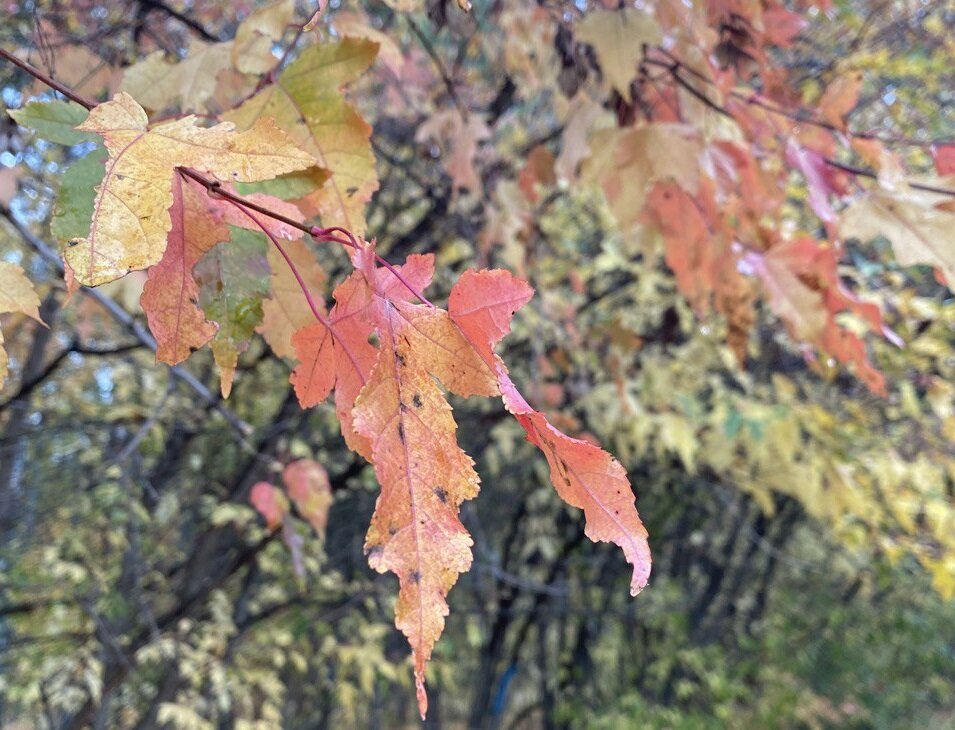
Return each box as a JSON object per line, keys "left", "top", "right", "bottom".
{"left": 8, "top": 100, "right": 95, "bottom": 145}
{"left": 447, "top": 269, "right": 652, "bottom": 596}
{"left": 349, "top": 259, "right": 482, "bottom": 718}
{"left": 840, "top": 183, "right": 955, "bottom": 290}
{"left": 121, "top": 40, "right": 234, "bottom": 114}
{"left": 67, "top": 92, "right": 313, "bottom": 286}
{"left": 643, "top": 182, "right": 754, "bottom": 362}
{"left": 0, "top": 262, "right": 44, "bottom": 390}
{"left": 574, "top": 8, "right": 661, "bottom": 101}
{"left": 224, "top": 38, "right": 379, "bottom": 233}
{"left": 195, "top": 227, "right": 271, "bottom": 396}
{"left": 250, "top": 481, "right": 289, "bottom": 530}
{"left": 259, "top": 239, "right": 327, "bottom": 359}
{"left": 140, "top": 174, "right": 227, "bottom": 364}
{"left": 283, "top": 459, "right": 333, "bottom": 537}
{"left": 50, "top": 147, "right": 107, "bottom": 246}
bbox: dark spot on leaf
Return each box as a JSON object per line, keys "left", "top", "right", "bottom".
{"left": 397, "top": 421, "right": 405, "bottom": 443}
{"left": 409, "top": 570, "right": 422, "bottom": 584}
{"left": 67, "top": 239, "right": 79, "bottom": 247}
{"left": 346, "top": 186, "right": 358, "bottom": 196}
{"left": 412, "top": 393, "right": 423, "bottom": 408}
{"left": 388, "top": 526, "right": 398, "bottom": 536}
{"left": 433, "top": 487, "right": 447, "bottom": 503}
{"left": 396, "top": 352, "right": 406, "bottom": 367}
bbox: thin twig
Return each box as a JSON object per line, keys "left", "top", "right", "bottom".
{"left": 136, "top": 0, "right": 221, "bottom": 42}
{"left": 642, "top": 56, "right": 955, "bottom": 198}
{"left": 0, "top": 47, "right": 96, "bottom": 109}
{"left": 406, "top": 17, "right": 464, "bottom": 115}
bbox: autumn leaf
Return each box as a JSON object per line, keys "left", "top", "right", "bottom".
{"left": 644, "top": 182, "right": 754, "bottom": 362}
{"left": 67, "top": 92, "right": 313, "bottom": 286}
{"left": 283, "top": 459, "right": 333, "bottom": 537}
{"left": 250, "top": 481, "right": 289, "bottom": 530}
{"left": 415, "top": 110, "right": 490, "bottom": 194}
{"left": 225, "top": 38, "right": 379, "bottom": 234}
{"left": 746, "top": 243, "right": 827, "bottom": 341}
{"left": 121, "top": 40, "right": 234, "bottom": 114}
{"left": 290, "top": 253, "right": 434, "bottom": 457}
{"left": 840, "top": 182, "right": 955, "bottom": 290}
{"left": 259, "top": 239, "right": 327, "bottom": 359}
{"left": 140, "top": 175, "right": 225, "bottom": 364}
{"left": 352, "top": 292, "right": 481, "bottom": 720}
{"left": 195, "top": 227, "right": 271, "bottom": 397}
{"left": 0, "top": 262, "right": 44, "bottom": 390}
{"left": 232, "top": 0, "right": 296, "bottom": 75}
{"left": 447, "top": 270, "right": 652, "bottom": 596}
{"left": 582, "top": 123, "right": 701, "bottom": 230}
{"left": 575, "top": 8, "right": 661, "bottom": 101}
{"left": 818, "top": 71, "right": 864, "bottom": 128}
{"left": 8, "top": 99, "right": 95, "bottom": 145}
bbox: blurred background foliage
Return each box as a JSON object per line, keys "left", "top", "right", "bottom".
{"left": 0, "top": 0, "right": 954, "bottom": 728}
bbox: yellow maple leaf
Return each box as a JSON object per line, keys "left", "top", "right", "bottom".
{"left": 0, "top": 262, "right": 44, "bottom": 390}
{"left": 840, "top": 181, "right": 955, "bottom": 289}
{"left": 66, "top": 92, "right": 313, "bottom": 287}
{"left": 575, "top": 8, "right": 661, "bottom": 101}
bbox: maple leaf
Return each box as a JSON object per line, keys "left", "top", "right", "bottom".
{"left": 66, "top": 92, "right": 313, "bottom": 287}
{"left": 644, "top": 182, "right": 754, "bottom": 361}
{"left": 232, "top": 0, "right": 296, "bottom": 75}
{"left": 744, "top": 237, "right": 890, "bottom": 395}
{"left": 141, "top": 174, "right": 306, "bottom": 370}
{"left": 224, "top": 38, "right": 379, "bottom": 234}
{"left": 50, "top": 148, "right": 107, "bottom": 248}
{"left": 121, "top": 40, "right": 234, "bottom": 114}
{"left": 582, "top": 123, "right": 702, "bottom": 230}
{"left": 283, "top": 459, "right": 333, "bottom": 537}
{"left": 352, "top": 287, "right": 481, "bottom": 720}
{"left": 140, "top": 175, "right": 224, "bottom": 364}
{"left": 0, "top": 262, "right": 44, "bottom": 390}
{"left": 290, "top": 254, "right": 435, "bottom": 457}
{"left": 259, "top": 240, "right": 327, "bottom": 359}
{"left": 447, "top": 270, "right": 652, "bottom": 596}
{"left": 415, "top": 110, "right": 490, "bottom": 194}
{"left": 575, "top": 8, "right": 661, "bottom": 101}
{"left": 195, "top": 227, "right": 271, "bottom": 397}
{"left": 840, "top": 182, "right": 955, "bottom": 291}
{"left": 250, "top": 481, "right": 289, "bottom": 530}
{"left": 817, "top": 71, "right": 864, "bottom": 129}
{"left": 8, "top": 99, "right": 95, "bottom": 145}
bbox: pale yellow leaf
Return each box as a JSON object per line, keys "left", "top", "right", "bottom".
{"left": 840, "top": 181, "right": 955, "bottom": 289}
{"left": 575, "top": 8, "right": 661, "bottom": 101}
{"left": 66, "top": 92, "right": 313, "bottom": 286}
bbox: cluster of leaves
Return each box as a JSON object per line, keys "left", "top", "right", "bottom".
{"left": 1, "top": 0, "right": 954, "bottom": 726}
{"left": 2, "top": 1, "right": 653, "bottom": 716}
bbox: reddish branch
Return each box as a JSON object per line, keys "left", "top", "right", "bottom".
{"left": 211, "top": 186, "right": 368, "bottom": 381}
{"left": 0, "top": 47, "right": 436, "bottom": 307}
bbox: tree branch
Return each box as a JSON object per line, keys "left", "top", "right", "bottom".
{"left": 136, "top": 0, "right": 221, "bottom": 42}
{"left": 0, "top": 203, "right": 254, "bottom": 439}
